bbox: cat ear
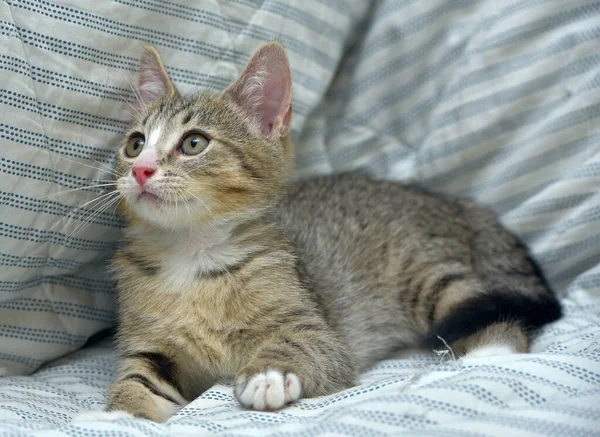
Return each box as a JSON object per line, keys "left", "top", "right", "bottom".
{"left": 224, "top": 42, "right": 292, "bottom": 138}
{"left": 138, "top": 45, "right": 178, "bottom": 106}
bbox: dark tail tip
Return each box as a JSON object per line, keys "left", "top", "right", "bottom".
{"left": 420, "top": 289, "right": 562, "bottom": 350}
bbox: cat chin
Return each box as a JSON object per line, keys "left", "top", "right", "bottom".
{"left": 138, "top": 191, "right": 162, "bottom": 204}
{"left": 131, "top": 200, "right": 210, "bottom": 230}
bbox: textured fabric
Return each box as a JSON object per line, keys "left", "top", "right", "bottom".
{"left": 0, "top": 0, "right": 359, "bottom": 375}
{"left": 1, "top": 0, "right": 600, "bottom": 434}
{"left": 0, "top": 328, "right": 598, "bottom": 436}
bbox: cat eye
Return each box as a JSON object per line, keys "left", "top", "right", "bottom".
{"left": 126, "top": 135, "right": 145, "bottom": 158}
{"left": 179, "top": 133, "right": 209, "bottom": 156}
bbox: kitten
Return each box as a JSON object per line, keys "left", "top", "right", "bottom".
{"left": 104, "top": 42, "right": 561, "bottom": 422}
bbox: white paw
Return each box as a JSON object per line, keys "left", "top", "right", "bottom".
{"left": 463, "top": 344, "right": 516, "bottom": 360}
{"left": 73, "top": 410, "right": 135, "bottom": 422}
{"left": 235, "top": 369, "right": 301, "bottom": 410}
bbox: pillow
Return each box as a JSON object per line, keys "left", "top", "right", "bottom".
{"left": 0, "top": 0, "right": 355, "bottom": 375}
{"left": 2, "top": 0, "right": 599, "bottom": 376}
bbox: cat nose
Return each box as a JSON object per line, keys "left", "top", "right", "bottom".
{"left": 132, "top": 165, "right": 156, "bottom": 187}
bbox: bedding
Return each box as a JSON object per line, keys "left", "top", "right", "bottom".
{"left": 1, "top": 0, "right": 599, "bottom": 435}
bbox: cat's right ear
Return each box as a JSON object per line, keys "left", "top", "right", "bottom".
{"left": 223, "top": 42, "right": 292, "bottom": 139}
{"left": 138, "top": 46, "right": 178, "bottom": 106}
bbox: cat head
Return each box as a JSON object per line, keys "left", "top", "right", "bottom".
{"left": 115, "top": 42, "right": 294, "bottom": 230}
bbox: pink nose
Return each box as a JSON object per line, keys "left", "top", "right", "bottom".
{"left": 132, "top": 165, "right": 156, "bottom": 187}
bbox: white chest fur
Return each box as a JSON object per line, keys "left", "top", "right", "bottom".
{"left": 127, "top": 223, "right": 256, "bottom": 293}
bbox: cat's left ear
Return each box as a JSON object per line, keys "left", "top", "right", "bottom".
{"left": 223, "top": 42, "right": 292, "bottom": 139}
{"left": 138, "top": 45, "right": 178, "bottom": 106}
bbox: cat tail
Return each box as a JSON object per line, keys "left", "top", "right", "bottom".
{"left": 419, "top": 287, "right": 562, "bottom": 354}
{"left": 419, "top": 203, "right": 563, "bottom": 356}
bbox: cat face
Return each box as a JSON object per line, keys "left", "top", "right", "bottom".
{"left": 115, "top": 43, "right": 294, "bottom": 230}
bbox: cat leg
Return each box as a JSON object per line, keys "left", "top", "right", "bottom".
{"left": 234, "top": 329, "right": 356, "bottom": 410}
{"left": 421, "top": 283, "right": 533, "bottom": 358}
{"left": 414, "top": 264, "right": 531, "bottom": 358}
{"left": 458, "top": 322, "right": 528, "bottom": 358}
{"left": 105, "top": 352, "right": 187, "bottom": 422}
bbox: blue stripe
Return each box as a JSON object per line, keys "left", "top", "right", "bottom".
{"left": 357, "top": 0, "right": 476, "bottom": 62}
{"left": 299, "top": 25, "right": 600, "bottom": 172}
{"left": 0, "top": 22, "right": 229, "bottom": 90}
{"left": 563, "top": 162, "right": 600, "bottom": 180}
{"left": 328, "top": 3, "right": 597, "bottom": 141}
{"left": 530, "top": 357, "right": 600, "bottom": 383}
{"left": 225, "top": 0, "right": 345, "bottom": 41}
{"left": 423, "top": 92, "right": 600, "bottom": 173}
{"left": 537, "top": 234, "right": 600, "bottom": 265}
{"left": 429, "top": 384, "right": 507, "bottom": 407}
{"left": 0, "top": 252, "right": 85, "bottom": 270}
{"left": 11, "top": 0, "right": 330, "bottom": 93}
{"left": 504, "top": 193, "right": 595, "bottom": 220}
{"left": 111, "top": 0, "right": 339, "bottom": 66}
{"left": 0, "top": 54, "right": 136, "bottom": 102}
{"left": 0, "top": 275, "right": 114, "bottom": 294}
{"left": 434, "top": 26, "right": 600, "bottom": 108}
{"left": 312, "top": 0, "right": 357, "bottom": 18}
{"left": 0, "top": 222, "right": 119, "bottom": 252}
{"left": 524, "top": 201, "right": 600, "bottom": 244}
{"left": 474, "top": 2, "right": 600, "bottom": 54}
{"left": 475, "top": 414, "right": 596, "bottom": 436}
{"left": 0, "top": 324, "right": 87, "bottom": 345}
{"left": 464, "top": 365, "right": 578, "bottom": 395}
{"left": 425, "top": 100, "right": 600, "bottom": 190}
{"left": 0, "top": 298, "right": 115, "bottom": 323}
{"left": 542, "top": 249, "right": 600, "bottom": 284}
{"left": 0, "top": 54, "right": 312, "bottom": 118}
{"left": 428, "top": 55, "right": 600, "bottom": 137}
{"left": 0, "top": 90, "right": 128, "bottom": 134}
{"left": 10, "top": 0, "right": 248, "bottom": 65}
{"left": 0, "top": 191, "right": 124, "bottom": 229}
{"left": 493, "top": 181, "right": 559, "bottom": 216}
{"left": 338, "top": 0, "right": 548, "bottom": 80}
{"left": 0, "top": 352, "right": 45, "bottom": 370}
{"left": 1, "top": 123, "right": 116, "bottom": 164}
{"left": 567, "top": 272, "right": 600, "bottom": 293}
{"left": 0, "top": 158, "right": 116, "bottom": 195}
{"left": 460, "top": 132, "right": 600, "bottom": 197}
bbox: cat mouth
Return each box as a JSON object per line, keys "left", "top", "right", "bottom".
{"left": 138, "top": 191, "right": 162, "bottom": 204}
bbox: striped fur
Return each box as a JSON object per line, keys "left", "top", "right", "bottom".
{"left": 2, "top": 0, "right": 599, "bottom": 378}
{"left": 106, "top": 42, "right": 561, "bottom": 421}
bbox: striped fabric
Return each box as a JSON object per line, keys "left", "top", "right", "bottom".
{"left": 0, "top": 0, "right": 599, "bottom": 434}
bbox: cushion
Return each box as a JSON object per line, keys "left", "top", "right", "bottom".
{"left": 0, "top": 0, "right": 599, "bottom": 431}
{"left": 0, "top": 0, "right": 353, "bottom": 375}
{"left": 1, "top": 0, "right": 599, "bottom": 434}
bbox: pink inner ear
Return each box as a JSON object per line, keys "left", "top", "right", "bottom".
{"left": 226, "top": 44, "right": 292, "bottom": 138}
{"left": 256, "top": 72, "right": 288, "bottom": 136}
{"left": 138, "top": 48, "right": 173, "bottom": 106}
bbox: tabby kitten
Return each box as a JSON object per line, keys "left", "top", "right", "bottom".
{"left": 100, "top": 42, "right": 561, "bottom": 422}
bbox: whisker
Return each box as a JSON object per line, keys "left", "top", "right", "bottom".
{"left": 66, "top": 193, "right": 122, "bottom": 240}
{"left": 109, "top": 87, "right": 141, "bottom": 119}
{"left": 183, "top": 188, "right": 216, "bottom": 221}
{"left": 90, "top": 157, "right": 120, "bottom": 178}
{"left": 182, "top": 181, "right": 225, "bottom": 190}
{"left": 181, "top": 188, "right": 193, "bottom": 234}
{"left": 104, "top": 101, "right": 137, "bottom": 120}
{"left": 125, "top": 73, "right": 144, "bottom": 110}
{"left": 41, "top": 183, "right": 118, "bottom": 199}
{"left": 183, "top": 186, "right": 235, "bottom": 214}
{"left": 53, "top": 155, "right": 120, "bottom": 177}
{"left": 50, "top": 190, "right": 120, "bottom": 232}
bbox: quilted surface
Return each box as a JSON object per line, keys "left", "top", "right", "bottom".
{"left": 0, "top": 0, "right": 357, "bottom": 374}
{"left": 0, "top": 324, "right": 598, "bottom": 436}
{"left": 1, "top": 0, "right": 600, "bottom": 435}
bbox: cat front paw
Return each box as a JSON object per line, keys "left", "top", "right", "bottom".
{"left": 234, "top": 369, "right": 301, "bottom": 410}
